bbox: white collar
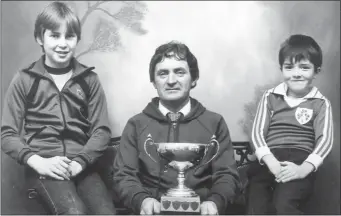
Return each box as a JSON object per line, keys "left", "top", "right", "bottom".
{"left": 271, "top": 82, "right": 323, "bottom": 99}
{"left": 159, "top": 99, "right": 191, "bottom": 117}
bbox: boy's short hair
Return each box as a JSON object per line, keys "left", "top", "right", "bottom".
{"left": 34, "top": 1, "right": 81, "bottom": 42}
{"left": 279, "top": 34, "right": 322, "bottom": 71}
{"left": 149, "top": 41, "right": 199, "bottom": 88}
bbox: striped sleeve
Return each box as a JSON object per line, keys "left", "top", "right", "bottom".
{"left": 251, "top": 91, "right": 273, "bottom": 163}
{"left": 305, "top": 98, "right": 334, "bottom": 171}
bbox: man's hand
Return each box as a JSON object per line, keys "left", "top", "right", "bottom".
{"left": 140, "top": 198, "right": 160, "bottom": 215}
{"left": 201, "top": 201, "right": 218, "bottom": 215}
{"left": 27, "top": 155, "right": 71, "bottom": 180}
{"left": 276, "top": 161, "right": 314, "bottom": 183}
{"left": 262, "top": 154, "right": 282, "bottom": 177}
{"left": 67, "top": 161, "right": 83, "bottom": 177}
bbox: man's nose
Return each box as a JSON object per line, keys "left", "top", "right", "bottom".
{"left": 167, "top": 73, "right": 177, "bottom": 85}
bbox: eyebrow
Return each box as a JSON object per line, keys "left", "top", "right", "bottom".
{"left": 156, "top": 69, "right": 169, "bottom": 74}
{"left": 283, "top": 62, "right": 312, "bottom": 65}
{"left": 174, "top": 67, "right": 186, "bottom": 71}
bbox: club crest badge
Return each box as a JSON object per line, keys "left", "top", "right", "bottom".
{"left": 76, "top": 88, "right": 84, "bottom": 99}
{"left": 295, "top": 107, "right": 313, "bottom": 125}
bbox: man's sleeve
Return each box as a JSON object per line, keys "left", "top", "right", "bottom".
{"left": 305, "top": 99, "right": 334, "bottom": 171}
{"left": 72, "top": 74, "right": 111, "bottom": 169}
{"left": 251, "top": 91, "right": 273, "bottom": 164}
{"left": 1, "top": 72, "right": 35, "bottom": 164}
{"left": 113, "top": 118, "right": 152, "bottom": 214}
{"left": 205, "top": 117, "right": 240, "bottom": 214}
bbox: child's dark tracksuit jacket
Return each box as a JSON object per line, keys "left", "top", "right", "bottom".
{"left": 1, "top": 56, "right": 111, "bottom": 169}
{"left": 113, "top": 97, "right": 240, "bottom": 214}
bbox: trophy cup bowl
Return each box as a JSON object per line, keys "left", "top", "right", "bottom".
{"left": 144, "top": 135, "right": 219, "bottom": 213}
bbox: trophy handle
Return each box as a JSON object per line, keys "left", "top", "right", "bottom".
{"left": 203, "top": 135, "right": 220, "bottom": 165}
{"left": 144, "top": 134, "right": 158, "bottom": 163}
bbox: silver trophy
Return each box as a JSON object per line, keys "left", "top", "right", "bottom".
{"left": 144, "top": 134, "right": 219, "bottom": 213}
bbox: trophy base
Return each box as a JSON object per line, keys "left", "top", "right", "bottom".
{"left": 160, "top": 195, "right": 200, "bottom": 213}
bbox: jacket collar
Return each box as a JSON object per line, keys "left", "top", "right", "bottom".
{"left": 159, "top": 99, "right": 191, "bottom": 117}
{"left": 23, "top": 55, "right": 94, "bottom": 79}
{"left": 272, "top": 82, "right": 324, "bottom": 99}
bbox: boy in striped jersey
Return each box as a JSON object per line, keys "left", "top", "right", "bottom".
{"left": 246, "top": 34, "right": 334, "bottom": 214}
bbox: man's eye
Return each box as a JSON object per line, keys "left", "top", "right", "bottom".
{"left": 51, "top": 34, "right": 59, "bottom": 38}
{"left": 301, "top": 66, "right": 311, "bottom": 70}
{"left": 176, "top": 70, "right": 186, "bottom": 75}
{"left": 157, "top": 71, "right": 167, "bottom": 76}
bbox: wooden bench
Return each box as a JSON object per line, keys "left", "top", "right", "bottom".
{"left": 27, "top": 137, "right": 254, "bottom": 214}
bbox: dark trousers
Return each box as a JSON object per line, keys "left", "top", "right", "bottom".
{"left": 245, "top": 148, "right": 316, "bottom": 215}
{"left": 25, "top": 165, "right": 116, "bottom": 215}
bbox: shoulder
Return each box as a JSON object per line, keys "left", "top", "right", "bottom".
{"left": 128, "top": 112, "right": 153, "bottom": 125}
{"left": 73, "top": 59, "right": 99, "bottom": 81}
{"left": 9, "top": 62, "right": 38, "bottom": 90}
{"left": 198, "top": 109, "right": 228, "bottom": 132}
{"left": 122, "top": 112, "right": 153, "bottom": 136}
{"left": 201, "top": 109, "right": 225, "bottom": 122}
{"left": 310, "top": 88, "right": 333, "bottom": 111}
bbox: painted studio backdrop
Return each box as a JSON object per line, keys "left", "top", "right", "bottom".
{"left": 1, "top": 1, "right": 340, "bottom": 214}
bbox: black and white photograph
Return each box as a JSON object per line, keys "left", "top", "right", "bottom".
{"left": 1, "top": 1, "right": 340, "bottom": 215}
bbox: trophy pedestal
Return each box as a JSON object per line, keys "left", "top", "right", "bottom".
{"left": 160, "top": 195, "right": 200, "bottom": 214}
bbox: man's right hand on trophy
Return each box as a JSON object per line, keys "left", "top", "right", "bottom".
{"left": 140, "top": 197, "right": 161, "bottom": 215}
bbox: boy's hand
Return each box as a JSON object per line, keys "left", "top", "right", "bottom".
{"left": 140, "top": 197, "right": 160, "bottom": 215}
{"left": 276, "top": 161, "right": 314, "bottom": 183}
{"left": 67, "top": 161, "right": 83, "bottom": 177}
{"left": 27, "top": 155, "right": 71, "bottom": 180}
{"left": 200, "top": 201, "right": 218, "bottom": 215}
{"left": 262, "top": 154, "right": 282, "bottom": 177}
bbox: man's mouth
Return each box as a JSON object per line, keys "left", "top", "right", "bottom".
{"left": 290, "top": 80, "right": 305, "bottom": 82}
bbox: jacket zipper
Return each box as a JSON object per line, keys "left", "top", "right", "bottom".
{"left": 57, "top": 74, "right": 87, "bottom": 156}
{"left": 58, "top": 92, "right": 67, "bottom": 156}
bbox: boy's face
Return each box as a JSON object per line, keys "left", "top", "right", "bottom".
{"left": 153, "top": 56, "right": 196, "bottom": 105}
{"left": 282, "top": 58, "right": 318, "bottom": 98}
{"left": 37, "top": 22, "right": 78, "bottom": 68}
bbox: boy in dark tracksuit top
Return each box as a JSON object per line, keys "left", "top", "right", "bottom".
{"left": 113, "top": 41, "right": 240, "bottom": 215}
{"left": 246, "top": 34, "right": 334, "bottom": 214}
{"left": 1, "top": 2, "right": 116, "bottom": 214}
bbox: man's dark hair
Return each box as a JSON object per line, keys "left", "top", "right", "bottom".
{"left": 149, "top": 41, "right": 199, "bottom": 88}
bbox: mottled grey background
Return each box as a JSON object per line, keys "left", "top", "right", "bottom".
{"left": 1, "top": 1, "right": 340, "bottom": 214}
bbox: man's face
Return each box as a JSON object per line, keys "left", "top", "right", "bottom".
{"left": 153, "top": 56, "right": 196, "bottom": 104}
{"left": 282, "top": 58, "right": 317, "bottom": 98}
{"left": 37, "top": 22, "right": 78, "bottom": 68}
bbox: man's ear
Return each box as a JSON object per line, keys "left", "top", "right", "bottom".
{"left": 152, "top": 82, "right": 157, "bottom": 89}
{"left": 191, "top": 79, "right": 198, "bottom": 88}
